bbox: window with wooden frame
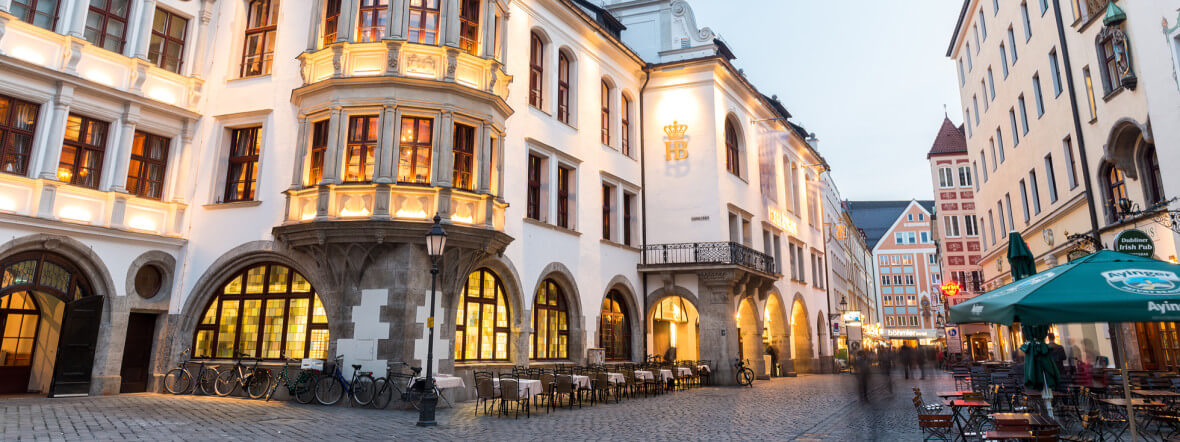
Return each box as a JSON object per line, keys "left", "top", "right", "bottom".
{"left": 530, "top": 279, "right": 568, "bottom": 360}
{"left": 452, "top": 124, "right": 475, "bottom": 191}
{"left": 458, "top": 0, "right": 480, "bottom": 55}
{"left": 241, "top": 0, "right": 279, "bottom": 77}
{"left": 192, "top": 263, "right": 329, "bottom": 360}
{"left": 397, "top": 116, "right": 433, "bottom": 184}
{"left": 58, "top": 115, "right": 108, "bottom": 189}
{"left": 601, "top": 184, "right": 612, "bottom": 240}
{"left": 407, "top": 0, "right": 440, "bottom": 45}
{"left": 556, "top": 166, "right": 571, "bottom": 229}
{"left": 148, "top": 8, "right": 188, "bottom": 73}
{"left": 600, "top": 290, "right": 630, "bottom": 361}
{"left": 622, "top": 192, "right": 633, "bottom": 246}
{"left": 725, "top": 119, "right": 741, "bottom": 177}
{"left": 526, "top": 154, "right": 542, "bottom": 220}
{"left": 1104, "top": 163, "right": 1128, "bottom": 222}
{"left": 125, "top": 131, "right": 169, "bottom": 200}
{"left": 357, "top": 0, "right": 388, "bottom": 43}
{"left": 224, "top": 127, "right": 261, "bottom": 202}
{"left": 0, "top": 95, "right": 40, "bottom": 176}
{"left": 454, "top": 268, "right": 510, "bottom": 362}
{"left": 321, "top": 0, "right": 341, "bottom": 46}
{"left": 10, "top": 0, "right": 60, "bottom": 30}
{"left": 344, "top": 115, "right": 378, "bottom": 183}
{"left": 1097, "top": 33, "right": 1124, "bottom": 95}
{"left": 600, "top": 81, "right": 611, "bottom": 145}
{"left": 621, "top": 95, "right": 632, "bottom": 156}
{"left": 557, "top": 52, "right": 570, "bottom": 124}
{"left": 529, "top": 33, "right": 544, "bottom": 109}
{"left": 1142, "top": 146, "right": 1165, "bottom": 206}
{"left": 307, "top": 120, "right": 329, "bottom": 186}
{"left": 83, "top": 0, "right": 130, "bottom": 53}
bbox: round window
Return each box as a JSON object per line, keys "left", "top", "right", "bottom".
{"left": 134, "top": 265, "right": 163, "bottom": 299}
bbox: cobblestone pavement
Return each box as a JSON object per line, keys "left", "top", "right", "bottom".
{"left": 1, "top": 372, "right": 952, "bottom": 441}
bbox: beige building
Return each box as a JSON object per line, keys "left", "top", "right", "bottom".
{"left": 947, "top": 0, "right": 1174, "bottom": 366}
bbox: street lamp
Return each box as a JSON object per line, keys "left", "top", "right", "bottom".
{"left": 838, "top": 296, "right": 848, "bottom": 314}
{"left": 417, "top": 214, "right": 447, "bottom": 427}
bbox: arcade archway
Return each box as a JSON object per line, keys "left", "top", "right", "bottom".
{"left": 650, "top": 296, "right": 699, "bottom": 362}
{"left": 736, "top": 298, "right": 760, "bottom": 365}
{"left": 763, "top": 294, "right": 789, "bottom": 374}
{"left": 790, "top": 297, "right": 813, "bottom": 373}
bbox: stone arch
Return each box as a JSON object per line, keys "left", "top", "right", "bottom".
{"left": 1102, "top": 118, "right": 1151, "bottom": 179}
{"left": 646, "top": 284, "right": 701, "bottom": 362}
{"left": 598, "top": 274, "right": 642, "bottom": 362}
{"left": 447, "top": 253, "right": 527, "bottom": 364}
{"left": 763, "top": 292, "right": 789, "bottom": 373}
{"left": 789, "top": 293, "right": 813, "bottom": 373}
{"left": 736, "top": 296, "right": 761, "bottom": 370}
{"left": 815, "top": 310, "right": 827, "bottom": 358}
{"left": 530, "top": 262, "right": 585, "bottom": 362}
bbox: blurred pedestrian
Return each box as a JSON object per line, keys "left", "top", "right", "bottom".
{"left": 917, "top": 346, "right": 928, "bottom": 379}
{"left": 855, "top": 350, "right": 871, "bottom": 402}
{"left": 936, "top": 348, "right": 945, "bottom": 370}
{"left": 1047, "top": 333, "right": 1066, "bottom": 376}
{"left": 879, "top": 347, "right": 894, "bottom": 394}
{"left": 899, "top": 345, "right": 913, "bottom": 379}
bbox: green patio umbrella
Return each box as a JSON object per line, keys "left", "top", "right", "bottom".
{"left": 1004, "top": 232, "right": 1059, "bottom": 392}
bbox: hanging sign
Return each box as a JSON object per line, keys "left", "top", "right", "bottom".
{"left": 1114, "top": 229, "right": 1155, "bottom": 258}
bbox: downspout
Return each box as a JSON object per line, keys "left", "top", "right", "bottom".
{"left": 639, "top": 64, "right": 652, "bottom": 360}
{"left": 1051, "top": 0, "right": 1102, "bottom": 249}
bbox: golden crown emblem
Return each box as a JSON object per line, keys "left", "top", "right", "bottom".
{"left": 664, "top": 121, "right": 688, "bottom": 139}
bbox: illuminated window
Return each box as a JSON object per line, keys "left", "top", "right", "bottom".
{"left": 530, "top": 279, "right": 568, "bottom": 360}
{"left": 126, "top": 131, "right": 170, "bottom": 200}
{"left": 0, "top": 95, "right": 40, "bottom": 176}
{"left": 1103, "top": 163, "right": 1128, "bottom": 223}
{"left": 322, "top": 0, "right": 341, "bottom": 46}
{"left": 192, "top": 263, "right": 328, "bottom": 360}
{"left": 84, "top": 0, "right": 130, "bottom": 53}
{"left": 600, "top": 290, "right": 630, "bottom": 361}
{"left": 10, "top": 0, "right": 60, "bottom": 30}
{"left": 224, "top": 127, "right": 261, "bottom": 202}
{"left": 59, "top": 114, "right": 109, "bottom": 189}
{"left": 344, "top": 115, "right": 378, "bottom": 183}
{"left": 407, "top": 0, "right": 440, "bottom": 45}
{"left": 454, "top": 268, "right": 510, "bottom": 362}
{"left": 241, "top": 0, "right": 279, "bottom": 77}
{"left": 556, "top": 166, "right": 572, "bottom": 229}
{"left": 357, "top": 0, "right": 388, "bottom": 43}
{"left": 397, "top": 116, "right": 433, "bottom": 184}
{"left": 0, "top": 292, "right": 39, "bottom": 368}
{"left": 452, "top": 124, "right": 475, "bottom": 191}
{"left": 458, "top": 0, "right": 480, "bottom": 55}
{"left": 725, "top": 119, "right": 740, "bottom": 177}
{"left": 148, "top": 8, "right": 188, "bottom": 73}
{"left": 307, "top": 120, "right": 329, "bottom": 185}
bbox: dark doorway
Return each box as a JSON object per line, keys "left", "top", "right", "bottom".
{"left": 49, "top": 296, "right": 104, "bottom": 397}
{"left": 120, "top": 313, "right": 158, "bottom": 393}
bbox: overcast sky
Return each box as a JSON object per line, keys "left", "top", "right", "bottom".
{"left": 689, "top": 0, "right": 965, "bottom": 201}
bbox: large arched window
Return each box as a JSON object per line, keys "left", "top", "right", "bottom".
{"left": 557, "top": 52, "right": 571, "bottom": 124}
{"left": 1103, "top": 164, "right": 1128, "bottom": 222}
{"left": 529, "top": 33, "right": 544, "bottom": 109}
{"left": 725, "top": 119, "right": 741, "bottom": 177}
{"left": 599, "top": 290, "right": 630, "bottom": 361}
{"left": 455, "top": 268, "right": 509, "bottom": 361}
{"left": 530, "top": 279, "right": 568, "bottom": 360}
{"left": 192, "top": 264, "right": 328, "bottom": 360}
{"left": 1141, "top": 145, "right": 1165, "bottom": 206}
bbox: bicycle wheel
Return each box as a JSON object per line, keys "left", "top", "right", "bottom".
{"left": 247, "top": 370, "right": 272, "bottom": 399}
{"left": 164, "top": 369, "right": 192, "bottom": 394}
{"left": 215, "top": 370, "right": 240, "bottom": 396}
{"left": 264, "top": 375, "right": 281, "bottom": 402}
{"left": 350, "top": 374, "right": 376, "bottom": 406}
{"left": 737, "top": 368, "right": 754, "bottom": 386}
{"left": 406, "top": 387, "right": 423, "bottom": 411}
{"left": 370, "top": 378, "right": 393, "bottom": 409}
{"left": 197, "top": 369, "right": 219, "bottom": 395}
{"left": 294, "top": 372, "right": 318, "bottom": 404}
{"left": 315, "top": 375, "right": 345, "bottom": 405}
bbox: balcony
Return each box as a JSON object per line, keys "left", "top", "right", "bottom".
{"left": 283, "top": 183, "right": 506, "bottom": 231}
{"left": 640, "top": 242, "right": 778, "bottom": 276}
{"left": 0, "top": 15, "right": 202, "bottom": 110}
{"left": 297, "top": 41, "right": 511, "bottom": 101}
{"left": 0, "top": 173, "right": 186, "bottom": 239}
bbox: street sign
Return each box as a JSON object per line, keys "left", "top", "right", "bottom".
{"left": 832, "top": 322, "right": 840, "bottom": 335}
{"left": 1114, "top": 229, "right": 1155, "bottom": 258}
{"left": 945, "top": 326, "right": 962, "bottom": 354}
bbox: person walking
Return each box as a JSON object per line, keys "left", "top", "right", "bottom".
{"left": 899, "top": 345, "right": 913, "bottom": 380}
{"left": 855, "top": 350, "right": 871, "bottom": 402}
{"left": 1047, "top": 333, "right": 1067, "bottom": 376}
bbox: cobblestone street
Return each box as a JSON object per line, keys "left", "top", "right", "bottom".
{"left": 1, "top": 373, "right": 951, "bottom": 441}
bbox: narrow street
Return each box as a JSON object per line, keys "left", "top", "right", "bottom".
{"left": 1, "top": 373, "right": 951, "bottom": 441}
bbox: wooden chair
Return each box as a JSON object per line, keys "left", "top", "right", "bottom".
{"left": 554, "top": 374, "right": 580, "bottom": 409}
{"left": 592, "top": 371, "right": 616, "bottom": 404}
{"left": 918, "top": 414, "right": 954, "bottom": 441}
{"left": 498, "top": 379, "right": 530, "bottom": 419}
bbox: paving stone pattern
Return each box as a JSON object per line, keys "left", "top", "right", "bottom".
{"left": 1, "top": 373, "right": 953, "bottom": 441}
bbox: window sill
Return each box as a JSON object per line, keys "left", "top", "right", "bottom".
{"left": 228, "top": 74, "right": 273, "bottom": 84}
{"left": 203, "top": 200, "right": 263, "bottom": 210}
{"left": 1102, "top": 86, "right": 1125, "bottom": 103}
{"left": 600, "top": 238, "right": 640, "bottom": 253}
{"left": 522, "top": 216, "right": 581, "bottom": 237}
{"left": 529, "top": 105, "right": 552, "bottom": 118}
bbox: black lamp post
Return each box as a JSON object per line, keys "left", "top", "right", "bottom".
{"left": 417, "top": 214, "right": 447, "bottom": 427}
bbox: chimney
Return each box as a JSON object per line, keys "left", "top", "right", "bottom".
{"left": 806, "top": 132, "right": 819, "bottom": 151}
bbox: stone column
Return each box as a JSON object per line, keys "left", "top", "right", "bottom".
{"left": 168, "top": 120, "right": 193, "bottom": 203}
{"left": 290, "top": 116, "right": 310, "bottom": 189}
{"left": 106, "top": 104, "right": 141, "bottom": 192}
{"left": 442, "top": 0, "right": 460, "bottom": 48}
{"left": 698, "top": 272, "right": 740, "bottom": 386}
{"left": 480, "top": 0, "right": 495, "bottom": 58}
{"left": 38, "top": 85, "right": 74, "bottom": 180}
{"left": 336, "top": 0, "right": 358, "bottom": 43}
{"left": 321, "top": 106, "right": 344, "bottom": 184}
{"left": 188, "top": 0, "right": 215, "bottom": 78}
{"left": 67, "top": 0, "right": 89, "bottom": 38}
{"left": 386, "top": 0, "right": 406, "bottom": 40}
{"left": 432, "top": 111, "right": 453, "bottom": 187}
{"left": 475, "top": 123, "right": 490, "bottom": 193}
{"left": 132, "top": 0, "right": 157, "bottom": 60}
{"left": 306, "top": 0, "right": 324, "bottom": 51}
{"left": 374, "top": 103, "right": 396, "bottom": 184}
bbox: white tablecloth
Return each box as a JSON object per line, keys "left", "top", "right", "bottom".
{"left": 572, "top": 374, "right": 592, "bottom": 389}
{"left": 634, "top": 370, "right": 654, "bottom": 381}
{"left": 419, "top": 375, "right": 465, "bottom": 389}
{"left": 492, "top": 378, "right": 543, "bottom": 397}
{"left": 676, "top": 367, "right": 692, "bottom": 377}
{"left": 607, "top": 372, "right": 626, "bottom": 385}
{"left": 697, "top": 364, "right": 711, "bottom": 374}
{"left": 658, "top": 369, "right": 674, "bottom": 382}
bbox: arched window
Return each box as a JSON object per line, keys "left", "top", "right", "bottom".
{"left": 455, "top": 268, "right": 510, "bottom": 361}
{"left": 530, "top": 279, "right": 568, "bottom": 360}
{"left": 529, "top": 33, "right": 544, "bottom": 109}
{"left": 321, "top": 0, "right": 341, "bottom": 46}
{"left": 192, "top": 263, "right": 328, "bottom": 360}
{"left": 600, "top": 80, "right": 611, "bottom": 145}
{"left": 241, "top": 0, "right": 279, "bottom": 77}
{"left": 557, "top": 52, "right": 570, "bottom": 124}
{"left": 725, "top": 119, "right": 741, "bottom": 177}
{"left": 1141, "top": 145, "right": 1165, "bottom": 205}
{"left": 599, "top": 290, "right": 630, "bottom": 361}
{"left": 621, "top": 94, "right": 631, "bottom": 156}
{"left": 1103, "top": 164, "right": 1128, "bottom": 222}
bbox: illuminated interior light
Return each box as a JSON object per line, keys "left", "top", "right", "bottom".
{"left": 11, "top": 47, "right": 46, "bottom": 66}
{"left": 127, "top": 215, "right": 157, "bottom": 231}
{"left": 56, "top": 168, "right": 72, "bottom": 182}
{"left": 450, "top": 213, "right": 474, "bottom": 224}
{"left": 0, "top": 196, "right": 16, "bottom": 212}
{"left": 59, "top": 206, "right": 93, "bottom": 223}
{"left": 394, "top": 208, "right": 427, "bottom": 219}
{"left": 339, "top": 207, "right": 371, "bottom": 218}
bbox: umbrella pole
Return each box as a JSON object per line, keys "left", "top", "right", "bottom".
{"left": 1115, "top": 323, "right": 1138, "bottom": 441}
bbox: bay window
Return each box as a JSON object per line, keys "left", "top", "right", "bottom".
{"left": 452, "top": 124, "right": 475, "bottom": 191}
{"left": 408, "top": 0, "right": 441, "bottom": 45}
{"left": 357, "top": 0, "right": 388, "bottom": 43}
{"left": 307, "top": 120, "right": 329, "bottom": 186}
{"left": 397, "top": 116, "right": 433, "bottom": 184}
{"left": 344, "top": 115, "right": 378, "bottom": 183}
{"left": 0, "top": 95, "right": 39, "bottom": 176}
{"left": 458, "top": 0, "right": 481, "bottom": 55}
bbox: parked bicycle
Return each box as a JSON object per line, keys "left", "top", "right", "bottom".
{"left": 264, "top": 355, "right": 318, "bottom": 404}
{"left": 214, "top": 354, "right": 271, "bottom": 398}
{"left": 371, "top": 361, "right": 430, "bottom": 410}
{"left": 734, "top": 358, "right": 754, "bottom": 387}
{"left": 163, "top": 348, "right": 218, "bottom": 395}
{"left": 314, "top": 355, "right": 375, "bottom": 406}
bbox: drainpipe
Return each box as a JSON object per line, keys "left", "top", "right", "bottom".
{"left": 639, "top": 65, "right": 652, "bottom": 360}
{"left": 1051, "top": 0, "right": 1102, "bottom": 249}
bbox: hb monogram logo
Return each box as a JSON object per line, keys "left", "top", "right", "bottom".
{"left": 664, "top": 121, "right": 688, "bottom": 161}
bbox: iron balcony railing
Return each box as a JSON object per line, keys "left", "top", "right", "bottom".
{"left": 642, "top": 242, "right": 778, "bottom": 275}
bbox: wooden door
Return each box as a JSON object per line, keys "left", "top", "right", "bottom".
{"left": 119, "top": 313, "right": 158, "bottom": 393}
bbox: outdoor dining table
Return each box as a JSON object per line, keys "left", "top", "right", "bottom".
{"left": 937, "top": 390, "right": 973, "bottom": 400}
{"left": 572, "top": 374, "right": 592, "bottom": 390}
{"left": 634, "top": 370, "right": 654, "bottom": 381}
{"left": 414, "top": 374, "right": 465, "bottom": 407}
{"left": 606, "top": 372, "right": 625, "bottom": 385}
{"left": 658, "top": 369, "right": 674, "bottom": 382}
{"left": 491, "top": 378, "right": 544, "bottom": 398}
{"left": 676, "top": 367, "right": 692, "bottom": 377}
{"left": 947, "top": 399, "right": 991, "bottom": 442}
{"left": 1132, "top": 389, "right": 1180, "bottom": 401}
{"left": 989, "top": 413, "right": 1058, "bottom": 428}
{"left": 1096, "top": 397, "right": 1167, "bottom": 439}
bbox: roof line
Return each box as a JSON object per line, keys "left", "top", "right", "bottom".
{"left": 946, "top": 0, "right": 972, "bottom": 57}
